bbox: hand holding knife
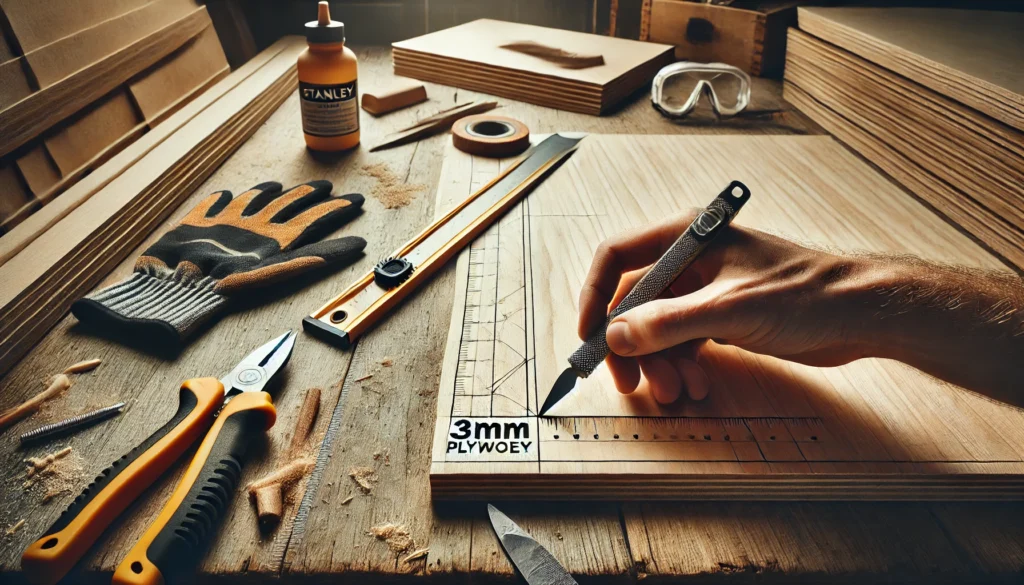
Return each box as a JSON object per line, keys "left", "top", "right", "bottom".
{"left": 540, "top": 181, "right": 751, "bottom": 415}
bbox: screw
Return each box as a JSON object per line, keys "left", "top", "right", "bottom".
{"left": 20, "top": 402, "right": 126, "bottom": 445}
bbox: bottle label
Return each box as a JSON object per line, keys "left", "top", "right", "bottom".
{"left": 299, "top": 80, "right": 359, "bottom": 137}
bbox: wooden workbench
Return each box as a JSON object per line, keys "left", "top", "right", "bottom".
{"left": 1, "top": 47, "right": 1022, "bottom": 584}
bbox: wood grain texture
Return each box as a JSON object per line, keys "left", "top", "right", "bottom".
{"left": 128, "top": 25, "right": 230, "bottom": 126}
{"left": 428, "top": 134, "right": 1022, "bottom": 499}
{"left": 2, "top": 48, "right": 1021, "bottom": 584}
{"left": 799, "top": 6, "right": 1024, "bottom": 132}
{"left": 0, "top": 3, "right": 208, "bottom": 158}
{"left": 784, "top": 28, "right": 1024, "bottom": 271}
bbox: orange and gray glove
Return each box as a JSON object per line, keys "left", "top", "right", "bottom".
{"left": 72, "top": 180, "right": 365, "bottom": 345}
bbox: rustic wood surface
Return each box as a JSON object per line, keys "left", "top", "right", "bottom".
{"left": 1, "top": 47, "right": 1021, "bottom": 584}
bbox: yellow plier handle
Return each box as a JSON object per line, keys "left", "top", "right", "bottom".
{"left": 21, "top": 378, "right": 225, "bottom": 585}
{"left": 112, "top": 391, "right": 276, "bottom": 585}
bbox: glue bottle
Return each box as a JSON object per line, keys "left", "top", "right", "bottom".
{"left": 298, "top": 1, "right": 360, "bottom": 151}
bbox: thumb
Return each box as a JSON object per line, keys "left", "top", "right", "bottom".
{"left": 606, "top": 284, "right": 734, "bottom": 357}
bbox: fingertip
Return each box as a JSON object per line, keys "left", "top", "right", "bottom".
{"left": 606, "top": 354, "right": 640, "bottom": 394}
{"left": 677, "top": 359, "right": 710, "bottom": 401}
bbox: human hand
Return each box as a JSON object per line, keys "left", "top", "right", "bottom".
{"left": 578, "top": 211, "right": 875, "bottom": 404}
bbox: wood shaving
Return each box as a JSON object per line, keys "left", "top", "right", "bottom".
{"left": 360, "top": 163, "right": 424, "bottom": 209}
{"left": 0, "top": 374, "right": 71, "bottom": 432}
{"left": 355, "top": 374, "right": 373, "bottom": 382}
{"left": 403, "top": 548, "right": 429, "bottom": 563}
{"left": 380, "top": 358, "right": 393, "bottom": 367}
{"left": 63, "top": 358, "right": 102, "bottom": 374}
{"left": 23, "top": 446, "right": 83, "bottom": 502}
{"left": 341, "top": 495, "right": 354, "bottom": 505}
{"left": 247, "top": 458, "right": 314, "bottom": 493}
{"left": 370, "top": 523, "right": 415, "bottom": 554}
{"left": 349, "top": 466, "right": 378, "bottom": 493}
{"left": 5, "top": 519, "right": 25, "bottom": 536}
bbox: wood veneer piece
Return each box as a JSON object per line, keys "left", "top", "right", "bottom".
{"left": 360, "top": 77, "right": 427, "bottom": 115}
{"left": 0, "top": 58, "right": 33, "bottom": 109}
{"left": 44, "top": 89, "right": 144, "bottom": 176}
{"left": 128, "top": 24, "right": 230, "bottom": 125}
{"left": 15, "top": 146, "right": 59, "bottom": 196}
{"left": 799, "top": 6, "right": 1024, "bottom": 132}
{"left": 0, "top": 0, "right": 142, "bottom": 54}
{"left": 0, "top": 3, "right": 208, "bottom": 158}
{"left": 428, "top": 134, "right": 1023, "bottom": 500}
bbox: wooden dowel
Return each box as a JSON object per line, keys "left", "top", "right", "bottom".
{"left": 288, "top": 387, "right": 320, "bottom": 459}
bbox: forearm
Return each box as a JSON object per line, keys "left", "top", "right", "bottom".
{"left": 852, "top": 255, "right": 1024, "bottom": 405}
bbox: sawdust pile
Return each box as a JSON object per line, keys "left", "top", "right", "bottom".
{"left": 360, "top": 163, "right": 424, "bottom": 209}
{"left": 23, "top": 446, "right": 84, "bottom": 503}
{"left": 370, "top": 523, "right": 415, "bottom": 554}
{"left": 349, "top": 466, "right": 378, "bottom": 493}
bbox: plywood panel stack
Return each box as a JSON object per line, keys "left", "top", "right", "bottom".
{"left": 783, "top": 7, "right": 1024, "bottom": 269}
{"left": 393, "top": 19, "right": 674, "bottom": 115}
{"left": 0, "top": 37, "right": 305, "bottom": 376}
{"left": 0, "top": 0, "right": 229, "bottom": 234}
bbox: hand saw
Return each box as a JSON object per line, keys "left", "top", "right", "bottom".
{"left": 303, "top": 133, "right": 584, "bottom": 348}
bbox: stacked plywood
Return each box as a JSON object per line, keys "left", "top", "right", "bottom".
{"left": 784, "top": 7, "right": 1024, "bottom": 269}
{"left": 0, "top": 0, "right": 230, "bottom": 233}
{"left": 393, "top": 19, "right": 674, "bottom": 115}
{"left": 0, "top": 37, "right": 305, "bottom": 376}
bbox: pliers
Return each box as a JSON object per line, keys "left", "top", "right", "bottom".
{"left": 22, "top": 331, "right": 297, "bottom": 585}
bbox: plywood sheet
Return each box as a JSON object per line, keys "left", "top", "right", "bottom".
{"left": 44, "top": 89, "right": 144, "bottom": 176}
{"left": 798, "top": 6, "right": 1024, "bottom": 132}
{"left": 0, "top": 0, "right": 142, "bottom": 54}
{"left": 128, "top": 24, "right": 229, "bottom": 125}
{"left": 15, "top": 145, "right": 59, "bottom": 196}
{"left": 428, "top": 134, "right": 1024, "bottom": 500}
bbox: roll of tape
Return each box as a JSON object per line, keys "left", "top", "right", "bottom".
{"left": 451, "top": 115, "right": 530, "bottom": 157}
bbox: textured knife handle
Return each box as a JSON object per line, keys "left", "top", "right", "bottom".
{"left": 568, "top": 181, "right": 750, "bottom": 376}
{"left": 21, "top": 379, "right": 224, "bottom": 585}
{"left": 111, "top": 391, "right": 275, "bottom": 585}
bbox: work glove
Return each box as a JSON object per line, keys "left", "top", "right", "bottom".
{"left": 72, "top": 180, "right": 365, "bottom": 346}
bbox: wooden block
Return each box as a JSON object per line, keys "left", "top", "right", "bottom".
{"left": 44, "top": 89, "right": 144, "bottom": 176}
{"left": 0, "top": 4, "right": 209, "bottom": 158}
{"left": 361, "top": 77, "right": 427, "bottom": 115}
{"left": 799, "top": 6, "right": 1024, "bottom": 132}
{"left": 15, "top": 145, "right": 59, "bottom": 196}
{"left": 647, "top": 0, "right": 799, "bottom": 78}
{"left": 428, "top": 134, "right": 1024, "bottom": 500}
{"left": 128, "top": 24, "right": 230, "bottom": 125}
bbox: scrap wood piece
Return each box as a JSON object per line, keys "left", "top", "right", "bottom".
{"left": 349, "top": 466, "right": 378, "bottom": 493}
{"left": 5, "top": 518, "right": 26, "bottom": 536}
{"left": 0, "top": 374, "right": 71, "bottom": 432}
{"left": 288, "top": 387, "right": 321, "bottom": 459}
{"left": 25, "top": 446, "right": 72, "bottom": 479}
{"left": 63, "top": 358, "right": 102, "bottom": 375}
{"left": 247, "top": 458, "right": 314, "bottom": 526}
{"left": 500, "top": 41, "right": 605, "bottom": 69}
{"left": 402, "top": 548, "right": 429, "bottom": 563}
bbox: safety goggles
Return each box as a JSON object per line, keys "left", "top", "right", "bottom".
{"left": 651, "top": 62, "right": 751, "bottom": 119}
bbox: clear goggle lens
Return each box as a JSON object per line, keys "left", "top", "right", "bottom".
{"left": 651, "top": 62, "right": 751, "bottom": 118}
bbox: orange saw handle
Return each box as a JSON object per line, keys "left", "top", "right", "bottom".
{"left": 21, "top": 378, "right": 224, "bottom": 585}
{"left": 112, "top": 391, "right": 276, "bottom": 585}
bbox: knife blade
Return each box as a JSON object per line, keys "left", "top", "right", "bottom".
{"left": 488, "top": 504, "right": 578, "bottom": 585}
{"left": 539, "top": 181, "right": 751, "bottom": 416}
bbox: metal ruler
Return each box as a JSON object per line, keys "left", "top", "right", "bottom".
{"left": 304, "top": 133, "right": 583, "bottom": 348}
